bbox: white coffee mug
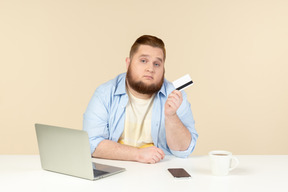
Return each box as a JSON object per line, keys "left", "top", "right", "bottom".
{"left": 209, "top": 150, "right": 239, "bottom": 176}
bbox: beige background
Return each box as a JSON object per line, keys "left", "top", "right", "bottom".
{"left": 1, "top": 0, "right": 287, "bottom": 155}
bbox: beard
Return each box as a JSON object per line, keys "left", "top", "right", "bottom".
{"left": 126, "top": 67, "right": 164, "bottom": 95}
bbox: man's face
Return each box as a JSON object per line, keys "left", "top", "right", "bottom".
{"left": 126, "top": 45, "right": 165, "bottom": 95}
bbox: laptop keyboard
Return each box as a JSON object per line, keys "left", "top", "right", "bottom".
{"left": 93, "top": 169, "right": 109, "bottom": 177}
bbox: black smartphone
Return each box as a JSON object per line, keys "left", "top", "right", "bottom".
{"left": 168, "top": 168, "right": 191, "bottom": 178}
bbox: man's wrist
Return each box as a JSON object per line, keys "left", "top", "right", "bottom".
{"left": 134, "top": 148, "right": 142, "bottom": 162}
{"left": 165, "top": 113, "right": 178, "bottom": 121}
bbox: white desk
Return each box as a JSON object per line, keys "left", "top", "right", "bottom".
{"left": 1, "top": 155, "right": 288, "bottom": 192}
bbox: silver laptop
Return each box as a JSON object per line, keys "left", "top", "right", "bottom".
{"left": 35, "top": 123, "right": 125, "bottom": 180}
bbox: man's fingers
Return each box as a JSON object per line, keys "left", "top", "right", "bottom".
{"left": 160, "top": 149, "right": 165, "bottom": 159}
{"left": 139, "top": 146, "right": 165, "bottom": 164}
{"left": 155, "top": 151, "right": 164, "bottom": 161}
{"left": 166, "top": 99, "right": 177, "bottom": 108}
{"left": 152, "top": 155, "right": 160, "bottom": 163}
{"left": 170, "top": 90, "right": 181, "bottom": 100}
{"left": 167, "top": 91, "right": 182, "bottom": 108}
{"left": 172, "top": 90, "right": 182, "bottom": 99}
{"left": 150, "top": 147, "right": 165, "bottom": 163}
{"left": 156, "top": 148, "right": 165, "bottom": 159}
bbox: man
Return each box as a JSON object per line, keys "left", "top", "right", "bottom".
{"left": 83, "top": 35, "right": 198, "bottom": 164}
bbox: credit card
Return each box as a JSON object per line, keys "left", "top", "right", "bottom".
{"left": 172, "top": 74, "right": 193, "bottom": 91}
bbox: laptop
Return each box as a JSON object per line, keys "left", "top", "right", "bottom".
{"left": 35, "top": 123, "right": 125, "bottom": 180}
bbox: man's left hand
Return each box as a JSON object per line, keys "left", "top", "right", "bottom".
{"left": 165, "top": 90, "right": 183, "bottom": 117}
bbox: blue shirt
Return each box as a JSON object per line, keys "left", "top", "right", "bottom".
{"left": 83, "top": 73, "right": 198, "bottom": 158}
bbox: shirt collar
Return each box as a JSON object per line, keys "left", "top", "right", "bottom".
{"left": 114, "top": 73, "right": 127, "bottom": 96}
{"left": 158, "top": 79, "right": 167, "bottom": 97}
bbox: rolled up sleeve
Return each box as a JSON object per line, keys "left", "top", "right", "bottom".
{"left": 170, "top": 131, "right": 198, "bottom": 158}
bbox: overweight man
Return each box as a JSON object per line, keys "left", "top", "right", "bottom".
{"left": 83, "top": 35, "right": 198, "bottom": 164}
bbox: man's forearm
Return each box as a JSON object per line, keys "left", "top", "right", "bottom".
{"left": 165, "top": 114, "right": 192, "bottom": 151}
{"left": 92, "top": 140, "right": 139, "bottom": 161}
{"left": 92, "top": 140, "right": 165, "bottom": 164}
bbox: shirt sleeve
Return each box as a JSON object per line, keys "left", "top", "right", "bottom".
{"left": 83, "top": 89, "right": 110, "bottom": 155}
{"left": 169, "top": 91, "right": 199, "bottom": 158}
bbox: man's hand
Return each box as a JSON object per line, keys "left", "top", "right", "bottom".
{"left": 136, "top": 146, "right": 165, "bottom": 164}
{"left": 165, "top": 90, "right": 183, "bottom": 117}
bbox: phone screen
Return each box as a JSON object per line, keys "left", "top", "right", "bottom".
{"left": 168, "top": 168, "right": 191, "bottom": 178}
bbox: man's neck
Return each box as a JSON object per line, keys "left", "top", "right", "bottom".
{"left": 126, "top": 82, "right": 153, "bottom": 100}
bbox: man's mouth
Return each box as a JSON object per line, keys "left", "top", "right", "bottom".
{"left": 143, "top": 75, "right": 153, "bottom": 80}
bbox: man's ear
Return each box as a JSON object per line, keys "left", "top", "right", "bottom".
{"left": 125, "top": 57, "right": 131, "bottom": 70}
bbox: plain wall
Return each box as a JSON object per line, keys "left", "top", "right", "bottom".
{"left": 1, "top": 0, "right": 287, "bottom": 155}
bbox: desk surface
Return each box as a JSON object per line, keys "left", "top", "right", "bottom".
{"left": 1, "top": 155, "right": 288, "bottom": 192}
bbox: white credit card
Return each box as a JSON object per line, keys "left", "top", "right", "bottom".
{"left": 172, "top": 74, "right": 193, "bottom": 91}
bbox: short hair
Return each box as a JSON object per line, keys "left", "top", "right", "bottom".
{"left": 129, "top": 35, "right": 166, "bottom": 61}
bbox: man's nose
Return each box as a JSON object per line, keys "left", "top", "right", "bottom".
{"left": 146, "top": 63, "right": 154, "bottom": 73}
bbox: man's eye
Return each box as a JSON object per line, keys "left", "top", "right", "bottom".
{"left": 141, "top": 59, "right": 147, "bottom": 63}
{"left": 154, "top": 63, "right": 160, "bottom": 67}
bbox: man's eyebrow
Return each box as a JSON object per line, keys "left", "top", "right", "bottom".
{"left": 139, "top": 54, "right": 150, "bottom": 58}
{"left": 156, "top": 57, "right": 163, "bottom": 63}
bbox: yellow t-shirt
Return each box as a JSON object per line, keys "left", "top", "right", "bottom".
{"left": 118, "top": 91, "right": 155, "bottom": 148}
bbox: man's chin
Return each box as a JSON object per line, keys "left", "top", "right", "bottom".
{"left": 135, "top": 82, "right": 162, "bottom": 94}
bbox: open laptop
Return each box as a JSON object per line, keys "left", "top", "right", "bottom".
{"left": 35, "top": 123, "right": 125, "bottom": 180}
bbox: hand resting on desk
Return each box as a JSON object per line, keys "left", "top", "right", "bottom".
{"left": 92, "top": 140, "right": 165, "bottom": 164}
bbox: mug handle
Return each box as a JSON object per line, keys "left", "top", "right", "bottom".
{"left": 229, "top": 156, "right": 239, "bottom": 171}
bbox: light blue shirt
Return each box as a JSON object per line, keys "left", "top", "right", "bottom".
{"left": 83, "top": 73, "right": 198, "bottom": 158}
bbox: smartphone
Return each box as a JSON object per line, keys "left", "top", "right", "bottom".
{"left": 168, "top": 168, "right": 191, "bottom": 178}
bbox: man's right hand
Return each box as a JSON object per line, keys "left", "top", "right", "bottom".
{"left": 136, "top": 146, "right": 165, "bottom": 164}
